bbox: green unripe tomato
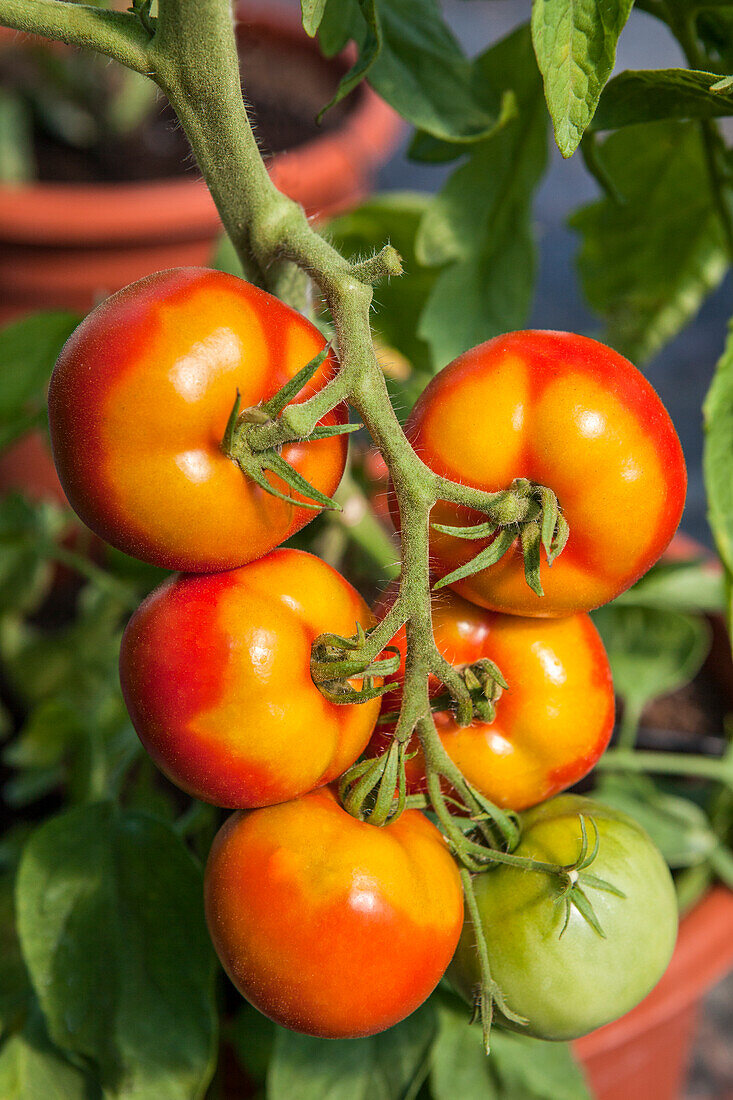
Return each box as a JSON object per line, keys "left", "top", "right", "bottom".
{"left": 449, "top": 794, "right": 678, "bottom": 1041}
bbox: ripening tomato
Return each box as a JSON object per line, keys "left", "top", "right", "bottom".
{"left": 204, "top": 786, "right": 463, "bottom": 1038}
{"left": 401, "top": 331, "right": 686, "bottom": 616}
{"left": 368, "top": 588, "right": 614, "bottom": 810}
{"left": 48, "top": 268, "right": 347, "bottom": 572}
{"left": 119, "top": 549, "right": 380, "bottom": 808}
{"left": 449, "top": 795, "right": 678, "bottom": 1040}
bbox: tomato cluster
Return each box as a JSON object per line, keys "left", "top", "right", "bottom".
{"left": 49, "top": 269, "right": 683, "bottom": 1042}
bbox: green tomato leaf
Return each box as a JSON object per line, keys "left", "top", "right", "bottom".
{"left": 16, "top": 803, "right": 218, "bottom": 1100}
{"left": 318, "top": 0, "right": 361, "bottom": 56}
{"left": 490, "top": 1028, "right": 591, "bottom": 1099}
{"left": 591, "top": 605, "right": 711, "bottom": 719}
{"left": 318, "top": 0, "right": 381, "bottom": 119}
{"left": 571, "top": 121, "right": 729, "bottom": 364}
{"left": 267, "top": 1001, "right": 436, "bottom": 1100}
{"left": 0, "top": 867, "right": 31, "bottom": 1032}
{"left": 613, "top": 559, "right": 725, "bottom": 614}
{"left": 0, "top": 495, "right": 67, "bottom": 615}
{"left": 416, "top": 25, "right": 547, "bottom": 366}
{"left": 430, "top": 993, "right": 590, "bottom": 1100}
{"left": 228, "top": 1003, "right": 276, "bottom": 1088}
{"left": 0, "top": 90, "right": 34, "bottom": 184}
{"left": 594, "top": 68, "right": 733, "bottom": 130}
{"left": 0, "top": 1009, "right": 98, "bottom": 1100}
{"left": 2, "top": 585, "right": 140, "bottom": 806}
{"left": 430, "top": 996, "right": 498, "bottom": 1100}
{"left": 0, "top": 312, "right": 79, "bottom": 451}
{"left": 300, "top": 0, "right": 327, "bottom": 37}
{"left": 698, "top": 10, "right": 733, "bottom": 74}
{"left": 594, "top": 775, "right": 718, "bottom": 868}
{"left": 704, "top": 320, "right": 733, "bottom": 642}
{"left": 320, "top": 0, "right": 498, "bottom": 141}
{"left": 531, "top": 0, "right": 633, "bottom": 157}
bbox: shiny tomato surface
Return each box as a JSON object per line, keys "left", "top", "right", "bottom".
{"left": 120, "top": 549, "right": 380, "bottom": 808}
{"left": 403, "top": 331, "right": 686, "bottom": 616}
{"left": 48, "top": 267, "right": 347, "bottom": 571}
{"left": 369, "top": 588, "right": 614, "bottom": 810}
{"left": 204, "top": 787, "right": 464, "bottom": 1038}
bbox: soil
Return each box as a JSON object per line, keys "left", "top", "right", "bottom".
{"left": 636, "top": 670, "right": 729, "bottom": 754}
{"left": 1, "top": 23, "right": 354, "bottom": 184}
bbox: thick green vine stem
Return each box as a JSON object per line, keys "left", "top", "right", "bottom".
{"left": 0, "top": 0, "right": 577, "bottom": 1045}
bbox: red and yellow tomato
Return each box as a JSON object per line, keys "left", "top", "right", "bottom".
{"left": 49, "top": 267, "right": 347, "bottom": 572}
{"left": 401, "top": 331, "right": 686, "bottom": 616}
{"left": 205, "top": 787, "right": 464, "bottom": 1037}
{"left": 368, "top": 588, "right": 614, "bottom": 810}
{"left": 119, "top": 549, "right": 380, "bottom": 808}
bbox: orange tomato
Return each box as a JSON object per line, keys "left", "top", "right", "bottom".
{"left": 368, "top": 588, "right": 614, "bottom": 810}
{"left": 119, "top": 549, "right": 380, "bottom": 808}
{"left": 402, "top": 331, "right": 686, "bottom": 616}
{"left": 204, "top": 787, "right": 463, "bottom": 1037}
{"left": 48, "top": 267, "right": 347, "bottom": 571}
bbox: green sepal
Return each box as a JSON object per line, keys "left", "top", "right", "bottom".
{"left": 260, "top": 451, "right": 342, "bottom": 511}
{"left": 520, "top": 520, "right": 543, "bottom": 596}
{"left": 565, "top": 884, "right": 606, "bottom": 938}
{"left": 318, "top": 679, "right": 393, "bottom": 705}
{"left": 472, "top": 657, "right": 508, "bottom": 692}
{"left": 539, "top": 485, "right": 559, "bottom": 554}
{"left": 312, "top": 649, "right": 400, "bottom": 682}
{"left": 578, "top": 871, "right": 626, "bottom": 897}
{"left": 433, "top": 527, "right": 516, "bottom": 591}
{"left": 222, "top": 389, "right": 241, "bottom": 453}
{"left": 262, "top": 345, "right": 331, "bottom": 417}
{"left": 574, "top": 814, "right": 598, "bottom": 870}
{"left": 548, "top": 512, "right": 570, "bottom": 565}
{"left": 237, "top": 455, "right": 328, "bottom": 511}
{"left": 431, "top": 520, "right": 498, "bottom": 540}
{"left": 307, "top": 421, "right": 363, "bottom": 440}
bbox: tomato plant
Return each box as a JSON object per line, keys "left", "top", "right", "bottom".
{"left": 450, "top": 795, "right": 679, "bottom": 1040}
{"left": 204, "top": 786, "right": 464, "bottom": 1038}
{"left": 48, "top": 267, "right": 348, "bottom": 572}
{"left": 2, "top": 1, "right": 733, "bottom": 1097}
{"left": 369, "top": 588, "right": 614, "bottom": 810}
{"left": 402, "top": 331, "right": 687, "bottom": 617}
{"left": 120, "top": 548, "right": 381, "bottom": 807}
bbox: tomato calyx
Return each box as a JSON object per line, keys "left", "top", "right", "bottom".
{"left": 221, "top": 345, "right": 360, "bottom": 511}
{"left": 310, "top": 622, "right": 400, "bottom": 705}
{"left": 378, "top": 656, "right": 508, "bottom": 728}
{"left": 339, "top": 739, "right": 417, "bottom": 827}
{"left": 433, "top": 478, "right": 569, "bottom": 596}
{"left": 553, "top": 815, "right": 627, "bottom": 938}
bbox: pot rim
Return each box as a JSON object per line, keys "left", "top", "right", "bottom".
{"left": 0, "top": 2, "right": 402, "bottom": 244}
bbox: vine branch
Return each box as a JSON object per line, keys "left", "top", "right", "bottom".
{"left": 0, "top": 0, "right": 151, "bottom": 72}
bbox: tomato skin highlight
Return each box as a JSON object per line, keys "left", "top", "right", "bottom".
{"left": 48, "top": 267, "right": 347, "bottom": 572}
{"left": 401, "top": 330, "right": 686, "bottom": 616}
{"left": 368, "top": 588, "right": 614, "bottom": 810}
{"left": 204, "top": 787, "right": 464, "bottom": 1038}
{"left": 450, "top": 795, "right": 678, "bottom": 1040}
{"left": 119, "top": 549, "right": 380, "bottom": 808}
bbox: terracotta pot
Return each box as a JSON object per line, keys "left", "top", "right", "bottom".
{"left": 0, "top": 3, "right": 401, "bottom": 320}
{"left": 575, "top": 887, "right": 733, "bottom": 1100}
{"left": 574, "top": 534, "right": 733, "bottom": 1099}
